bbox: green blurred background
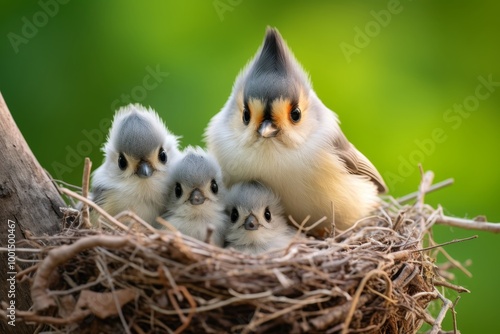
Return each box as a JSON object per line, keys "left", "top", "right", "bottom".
{"left": 1, "top": 1, "right": 499, "bottom": 332}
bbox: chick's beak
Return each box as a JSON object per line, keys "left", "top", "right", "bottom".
{"left": 244, "top": 214, "right": 259, "bottom": 231}
{"left": 258, "top": 120, "right": 279, "bottom": 138}
{"left": 189, "top": 189, "right": 206, "bottom": 205}
{"left": 136, "top": 161, "right": 154, "bottom": 178}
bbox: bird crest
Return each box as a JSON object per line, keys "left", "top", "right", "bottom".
{"left": 244, "top": 27, "right": 309, "bottom": 103}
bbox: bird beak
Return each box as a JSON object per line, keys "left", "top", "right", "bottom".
{"left": 258, "top": 120, "right": 279, "bottom": 138}
{"left": 189, "top": 188, "right": 206, "bottom": 205}
{"left": 136, "top": 161, "right": 153, "bottom": 178}
{"left": 244, "top": 214, "right": 259, "bottom": 230}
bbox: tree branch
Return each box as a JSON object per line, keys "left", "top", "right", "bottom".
{"left": 0, "top": 92, "right": 65, "bottom": 333}
{"left": 436, "top": 212, "right": 500, "bottom": 233}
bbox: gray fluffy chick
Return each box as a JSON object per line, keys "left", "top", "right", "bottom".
{"left": 161, "top": 147, "right": 226, "bottom": 247}
{"left": 224, "top": 181, "right": 296, "bottom": 254}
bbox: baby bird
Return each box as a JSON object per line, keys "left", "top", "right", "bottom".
{"left": 90, "top": 104, "right": 181, "bottom": 227}
{"left": 205, "top": 27, "right": 387, "bottom": 238}
{"left": 224, "top": 181, "right": 296, "bottom": 254}
{"left": 161, "top": 147, "right": 226, "bottom": 247}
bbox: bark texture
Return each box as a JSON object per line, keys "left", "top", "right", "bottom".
{"left": 0, "top": 92, "right": 65, "bottom": 333}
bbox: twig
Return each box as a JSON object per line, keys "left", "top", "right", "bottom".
{"left": 437, "top": 246, "right": 473, "bottom": 278}
{"left": 244, "top": 296, "right": 330, "bottom": 334}
{"left": 396, "top": 178, "right": 454, "bottom": 204}
{"left": 390, "top": 235, "right": 476, "bottom": 262}
{"left": 169, "top": 286, "right": 197, "bottom": 334}
{"left": 158, "top": 266, "right": 181, "bottom": 299}
{"left": 436, "top": 212, "right": 500, "bottom": 233}
{"left": 228, "top": 289, "right": 273, "bottom": 300}
{"left": 433, "top": 280, "right": 469, "bottom": 293}
{"left": 289, "top": 215, "right": 310, "bottom": 234}
{"left": 59, "top": 187, "right": 129, "bottom": 231}
{"left": 341, "top": 269, "right": 392, "bottom": 334}
{"left": 417, "top": 170, "right": 434, "bottom": 212}
{"left": 16, "top": 263, "right": 39, "bottom": 280}
{"left": 149, "top": 295, "right": 259, "bottom": 315}
{"left": 52, "top": 179, "right": 83, "bottom": 191}
{"left": 429, "top": 289, "right": 453, "bottom": 334}
{"left": 14, "top": 310, "right": 91, "bottom": 325}
{"left": 451, "top": 296, "right": 461, "bottom": 334}
{"left": 306, "top": 217, "right": 327, "bottom": 233}
{"left": 98, "top": 254, "right": 132, "bottom": 334}
{"left": 114, "top": 210, "right": 158, "bottom": 234}
{"left": 0, "top": 247, "right": 42, "bottom": 253}
{"left": 31, "top": 235, "right": 129, "bottom": 311}
{"left": 288, "top": 215, "right": 327, "bottom": 235}
{"left": 155, "top": 216, "right": 180, "bottom": 232}
{"left": 412, "top": 235, "right": 477, "bottom": 253}
{"left": 81, "top": 157, "right": 92, "bottom": 228}
{"left": 438, "top": 259, "right": 472, "bottom": 272}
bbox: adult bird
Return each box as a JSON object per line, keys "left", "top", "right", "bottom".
{"left": 205, "top": 28, "right": 387, "bottom": 237}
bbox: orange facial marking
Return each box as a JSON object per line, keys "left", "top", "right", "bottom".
{"left": 270, "top": 97, "right": 293, "bottom": 129}
{"left": 247, "top": 98, "right": 265, "bottom": 128}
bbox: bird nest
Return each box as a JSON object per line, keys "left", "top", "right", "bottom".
{"left": 7, "top": 171, "right": 477, "bottom": 333}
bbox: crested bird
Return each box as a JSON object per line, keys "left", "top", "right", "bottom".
{"left": 205, "top": 27, "right": 387, "bottom": 238}
{"left": 90, "top": 104, "right": 181, "bottom": 228}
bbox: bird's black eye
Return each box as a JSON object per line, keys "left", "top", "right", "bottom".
{"left": 264, "top": 207, "right": 271, "bottom": 222}
{"left": 242, "top": 107, "right": 251, "bottom": 125}
{"left": 210, "top": 179, "right": 218, "bottom": 194}
{"left": 290, "top": 107, "right": 301, "bottom": 123}
{"left": 175, "top": 183, "right": 182, "bottom": 198}
{"left": 118, "top": 153, "right": 127, "bottom": 170}
{"left": 158, "top": 147, "right": 167, "bottom": 164}
{"left": 230, "top": 208, "right": 239, "bottom": 223}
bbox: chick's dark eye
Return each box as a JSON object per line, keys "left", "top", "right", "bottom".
{"left": 264, "top": 207, "right": 271, "bottom": 222}
{"left": 175, "top": 183, "right": 182, "bottom": 198}
{"left": 230, "top": 208, "right": 239, "bottom": 223}
{"left": 290, "top": 107, "right": 301, "bottom": 123}
{"left": 210, "top": 179, "right": 218, "bottom": 194}
{"left": 242, "top": 107, "right": 251, "bottom": 125}
{"left": 118, "top": 153, "right": 127, "bottom": 170}
{"left": 158, "top": 147, "right": 167, "bottom": 164}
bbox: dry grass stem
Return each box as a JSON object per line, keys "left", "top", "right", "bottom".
{"left": 81, "top": 157, "right": 92, "bottom": 228}
{"left": 395, "top": 178, "right": 454, "bottom": 204}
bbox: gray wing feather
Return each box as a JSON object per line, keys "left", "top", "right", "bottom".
{"left": 333, "top": 132, "right": 388, "bottom": 194}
